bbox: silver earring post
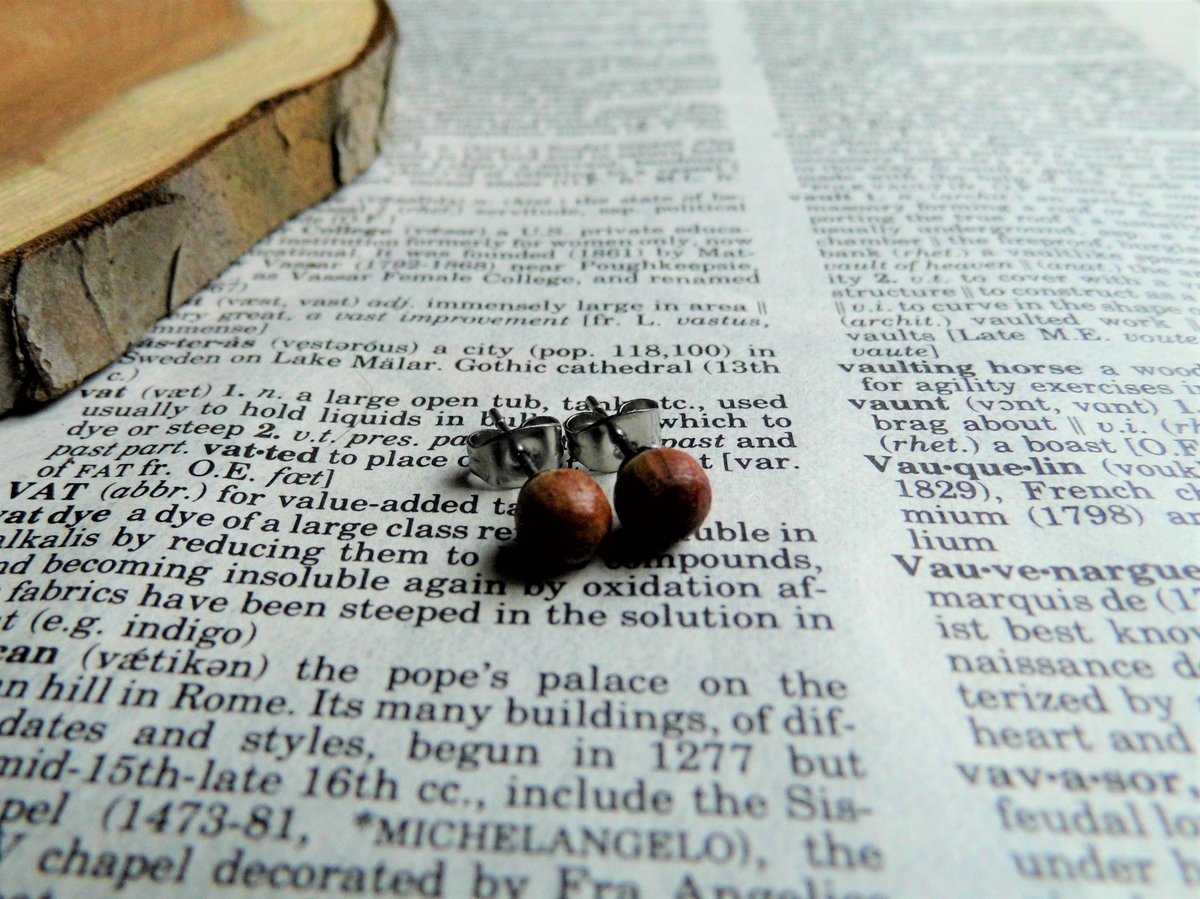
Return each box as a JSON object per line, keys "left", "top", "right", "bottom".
{"left": 467, "top": 411, "right": 566, "bottom": 488}
{"left": 564, "top": 398, "right": 661, "bottom": 472}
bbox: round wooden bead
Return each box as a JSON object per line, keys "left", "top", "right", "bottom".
{"left": 614, "top": 447, "right": 711, "bottom": 549}
{"left": 516, "top": 468, "right": 612, "bottom": 567}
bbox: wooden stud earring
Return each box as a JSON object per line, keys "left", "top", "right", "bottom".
{"left": 566, "top": 397, "right": 711, "bottom": 550}
{"left": 469, "top": 410, "right": 611, "bottom": 568}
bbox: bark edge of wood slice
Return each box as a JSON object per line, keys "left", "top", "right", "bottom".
{"left": 0, "top": 0, "right": 398, "bottom": 414}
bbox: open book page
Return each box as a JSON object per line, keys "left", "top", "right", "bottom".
{"left": 1, "top": 1, "right": 1197, "bottom": 895}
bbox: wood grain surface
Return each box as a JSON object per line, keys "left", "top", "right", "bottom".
{"left": 0, "top": 0, "right": 397, "bottom": 413}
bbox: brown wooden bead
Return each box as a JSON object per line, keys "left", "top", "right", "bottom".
{"left": 516, "top": 468, "right": 612, "bottom": 567}
{"left": 614, "top": 447, "right": 711, "bottom": 549}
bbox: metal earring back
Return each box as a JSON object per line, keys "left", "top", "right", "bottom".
{"left": 565, "top": 397, "right": 711, "bottom": 550}
{"left": 469, "top": 410, "right": 611, "bottom": 568}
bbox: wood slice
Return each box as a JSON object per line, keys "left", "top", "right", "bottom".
{"left": 0, "top": 0, "right": 397, "bottom": 413}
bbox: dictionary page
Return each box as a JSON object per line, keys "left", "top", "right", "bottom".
{"left": 1, "top": 2, "right": 1198, "bottom": 897}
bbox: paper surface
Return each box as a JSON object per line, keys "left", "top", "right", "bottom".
{"left": 1, "top": 1, "right": 1197, "bottom": 895}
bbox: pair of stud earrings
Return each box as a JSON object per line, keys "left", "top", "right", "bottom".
{"left": 468, "top": 397, "right": 712, "bottom": 569}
